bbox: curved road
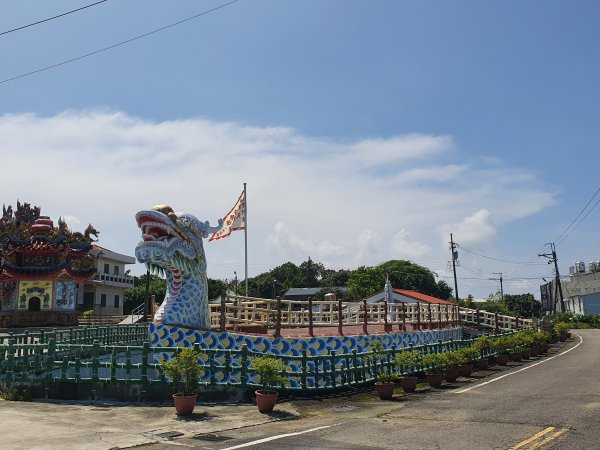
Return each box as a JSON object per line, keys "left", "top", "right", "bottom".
{"left": 191, "top": 330, "right": 599, "bottom": 450}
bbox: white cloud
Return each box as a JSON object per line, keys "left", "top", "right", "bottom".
{"left": 392, "top": 229, "right": 430, "bottom": 259}
{"left": 0, "top": 110, "right": 556, "bottom": 298}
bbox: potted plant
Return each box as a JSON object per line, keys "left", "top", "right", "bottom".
{"left": 555, "top": 322, "right": 570, "bottom": 342}
{"left": 422, "top": 352, "right": 448, "bottom": 388}
{"left": 456, "top": 346, "right": 477, "bottom": 377}
{"left": 472, "top": 335, "right": 493, "bottom": 369}
{"left": 492, "top": 336, "right": 511, "bottom": 366}
{"left": 393, "top": 349, "right": 422, "bottom": 393}
{"left": 443, "top": 350, "right": 462, "bottom": 382}
{"left": 160, "top": 347, "right": 202, "bottom": 416}
{"left": 251, "top": 355, "right": 287, "bottom": 413}
{"left": 368, "top": 340, "right": 396, "bottom": 400}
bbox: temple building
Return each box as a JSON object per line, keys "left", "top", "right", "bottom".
{"left": 0, "top": 201, "right": 98, "bottom": 327}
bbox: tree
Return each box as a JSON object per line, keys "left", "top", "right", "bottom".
{"left": 207, "top": 278, "right": 227, "bottom": 301}
{"left": 503, "top": 293, "right": 541, "bottom": 318}
{"left": 346, "top": 260, "right": 451, "bottom": 301}
{"left": 123, "top": 273, "right": 166, "bottom": 314}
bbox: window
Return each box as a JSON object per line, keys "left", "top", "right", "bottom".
{"left": 100, "top": 294, "right": 106, "bottom": 307}
{"left": 114, "top": 295, "right": 120, "bottom": 308}
{"left": 114, "top": 266, "right": 119, "bottom": 275}
{"left": 103, "top": 263, "right": 109, "bottom": 274}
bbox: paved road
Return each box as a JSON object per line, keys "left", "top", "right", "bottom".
{"left": 151, "top": 330, "right": 597, "bottom": 450}
{"left": 2, "top": 331, "right": 594, "bottom": 449}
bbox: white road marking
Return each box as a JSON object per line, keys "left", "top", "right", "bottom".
{"left": 454, "top": 333, "right": 584, "bottom": 394}
{"left": 220, "top": 424, "right": 336, "bottom": 450}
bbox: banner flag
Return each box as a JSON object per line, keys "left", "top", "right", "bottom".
{"left": 209, "top": 190, "right": 246, "bottom": 242}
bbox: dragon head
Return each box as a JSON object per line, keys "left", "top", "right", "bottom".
{"left": 135, "top": 205, "right": 222, "bottom": 276}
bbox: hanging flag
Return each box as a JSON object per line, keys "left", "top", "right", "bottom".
{"left": 209, "top": 190, "right": 246, "bottom": 241}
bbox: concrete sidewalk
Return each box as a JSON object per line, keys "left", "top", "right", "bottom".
{"left": 0, "top": 399, "right": 299, "bottom": 450}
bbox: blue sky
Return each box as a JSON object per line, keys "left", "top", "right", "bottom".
{"left": 1, "top": 1, "right": 599, "bottom": 299}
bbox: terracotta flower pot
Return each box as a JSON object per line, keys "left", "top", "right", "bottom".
{"left": 173, "top": 394, "right": 197, "bottom": 416}
{"left": 521, "top": 349, "right": 530, "bottom": 360}
{"left": 530, "top": 347, "right": 539, "bottom": 357}
{"left": 375, "top": 382, "right": 396, "bottom": 400}
{"left": 509, "top": 352, "right": 521, "bottom": 362}
{"left": 426, "top": 373, "right": 443, "bottom": 388}
{"left": 496, "top": 354, "right": 509, "bottom": 366}
{"left": 255, "top": 390, "right": 278, "bottom": 413}
{"left": 475, "top": 358, "right": 489, "bottom": 370}
{"left": 444, "top": 368, "right": 459, "bottom": 382}
{"left": 400, "top": 376, "right": 418, "bottom": 393}
{"left": 559, "top": 334, "right": 567, "bottom": 342}
{"left": 458, "top": 364, "right": 473, "bottom": 378}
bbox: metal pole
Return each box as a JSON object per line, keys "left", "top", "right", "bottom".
{"left": 144, "top": 269, "right": 150, "bottom": 323}
{"left": 450, "top": 233, "right": 459, "bottom": 302}
{"left": 243, "top": 182, "right": 248, "bottom": 296}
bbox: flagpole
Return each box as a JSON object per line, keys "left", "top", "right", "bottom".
{"left": 244, "top": 182, "right": 248, "bottom": 296}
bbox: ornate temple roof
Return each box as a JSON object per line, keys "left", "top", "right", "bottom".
{"left": 0, "top": 201, "right": 99, "bottom": 281}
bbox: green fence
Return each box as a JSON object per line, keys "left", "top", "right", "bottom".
{"left": 0, "top": 324, "right": 148, "bottom": 346}
{"left": 0, "top": 333, "right": 507, "bottom": 399}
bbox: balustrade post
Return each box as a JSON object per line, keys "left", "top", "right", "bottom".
{"left": 445, "top": 305, "right": 450, "bottom": 328}
{"left": 220, "top": 292, "right": 226, "bottom": 331}
{"left": 233, "top": 297, "right": 238, "bottom": 320}
{"left": 515, "top": 317, "right": 520, "bottom": 330}
{"left": 476, "top": 309, "right": 481, "bottom": 330}
{"left": 308, "top": 297, "right": 314, "bottom": 337}
{"left": 363, "top": 299, "right": 368, "bottom": 334}
{"left": 416, "top": 304, "right": 421, "bottom": 330}
{"left": 275, "top": 297, "right": 282, "bottom": 338}
{"left": 494, "top": 312, "right": 499, "bottom": 333}
{"left": 438, "top": 304, "right": 442, "bottom": 329}
{"left": 337, "top": 299, "right": 344, "bottom": 336}
{"left": 383, "top": 299, "right": 389, "bottom": 332}
{"left": 428, "top": 303, "right": 433, "bottom": 329}
{"left": 401, "top": 302, "right": 407, "bottom": 332}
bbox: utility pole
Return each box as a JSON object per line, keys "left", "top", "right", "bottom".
{"left": 450, "top": 234, "right": 459, "bottom": 302}
{"left": 539, "top": 243, "right": 565, "bottom": 313}
{"left": 491, "top": 272, "right": 503, "bottom": 303}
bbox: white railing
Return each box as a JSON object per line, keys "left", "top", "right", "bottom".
{"left": 208, "top": 295, "right": 463, "bottom": 334}
{"left": 459, "top": 307, "right": 533, "bottom": 331}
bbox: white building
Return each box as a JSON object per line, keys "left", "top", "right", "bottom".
{"left": 541, "top": 261, "right": 600, "bottom": 314}
{"left": 77, "top": 246, "right": 135, "bottom": 316}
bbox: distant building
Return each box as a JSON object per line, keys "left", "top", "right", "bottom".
{"left": 363, "top": 289, "right": 453, "bottom": 305}
{"left": 78, "top": 246, "right": 135, "bottom": 316}
{"left": 541, "top": 261, "right": 600, "bottom": 314}
{"left": 283, "top": 287, "right": 347, "bottom": 301}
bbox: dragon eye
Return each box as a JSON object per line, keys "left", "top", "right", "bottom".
{"left": 178, "top": 217, "right": 190, "bottom": 228}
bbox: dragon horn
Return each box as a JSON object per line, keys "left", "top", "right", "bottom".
{"left": 203, "top": 219, "right": 224, "bottom": 234}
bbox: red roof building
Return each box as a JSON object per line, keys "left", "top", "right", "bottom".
{"left": 363, "top": 288, "right": 453, "bottom": 305}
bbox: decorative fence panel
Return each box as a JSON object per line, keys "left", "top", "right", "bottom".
{"left": 0, "top": 334, "right": 494, "bottom": 395}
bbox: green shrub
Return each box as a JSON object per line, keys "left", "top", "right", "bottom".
{"left": 491, "top": 336, "right": 512, "bottom": 355}
{"left": 455, "top": 346, "right": 478, "bottom": 363}
{"left": 160, "top": 348, "right": 202, "bottom": 396}
{"left": 393, "top": 349, "right": 422, "bottom": 374}
{"left": 554, "top": 322, "right": 570, "bottom": 336}
{"left": 250, "top": 355, "right": 287, "bottom": 393}
{"left": 422, "top": 352, "right": 448, "bottom": 373}
{"left": 0, "top": 386, "right": 31, "bottom": 401}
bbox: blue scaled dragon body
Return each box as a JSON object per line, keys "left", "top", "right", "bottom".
{"left": 135, "top": 205, "right": 222, "bottom": 329}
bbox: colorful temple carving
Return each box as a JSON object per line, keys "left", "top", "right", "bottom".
{"left": 0, "top": 201, "right": 98, "bottom": 327}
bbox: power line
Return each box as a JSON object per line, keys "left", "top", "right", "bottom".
{"left": 0, "top": 0, "right": 108, "bottom": 37}
{"left": 0, "top": 0, "right": 241, "bottom": 85}
{"left": 555, "top": 187, "right": 600, "bottom": 244}
{"left": 456, "top": 244, "right": 545, "bottom": 265}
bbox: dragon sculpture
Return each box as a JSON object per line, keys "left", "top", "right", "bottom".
{"left": 135, "top": 205, "right": 222, "bottom": 329}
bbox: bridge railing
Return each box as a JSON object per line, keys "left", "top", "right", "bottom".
{"left": 209, "top": 295, "right": 461, "bottom": 335}
{"left": 459, "top": 308, "right": 532, "bottom": 332}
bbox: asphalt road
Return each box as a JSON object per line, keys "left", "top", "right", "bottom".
{"left": 160, "top": 330, "right": 597, "bottom": 450}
